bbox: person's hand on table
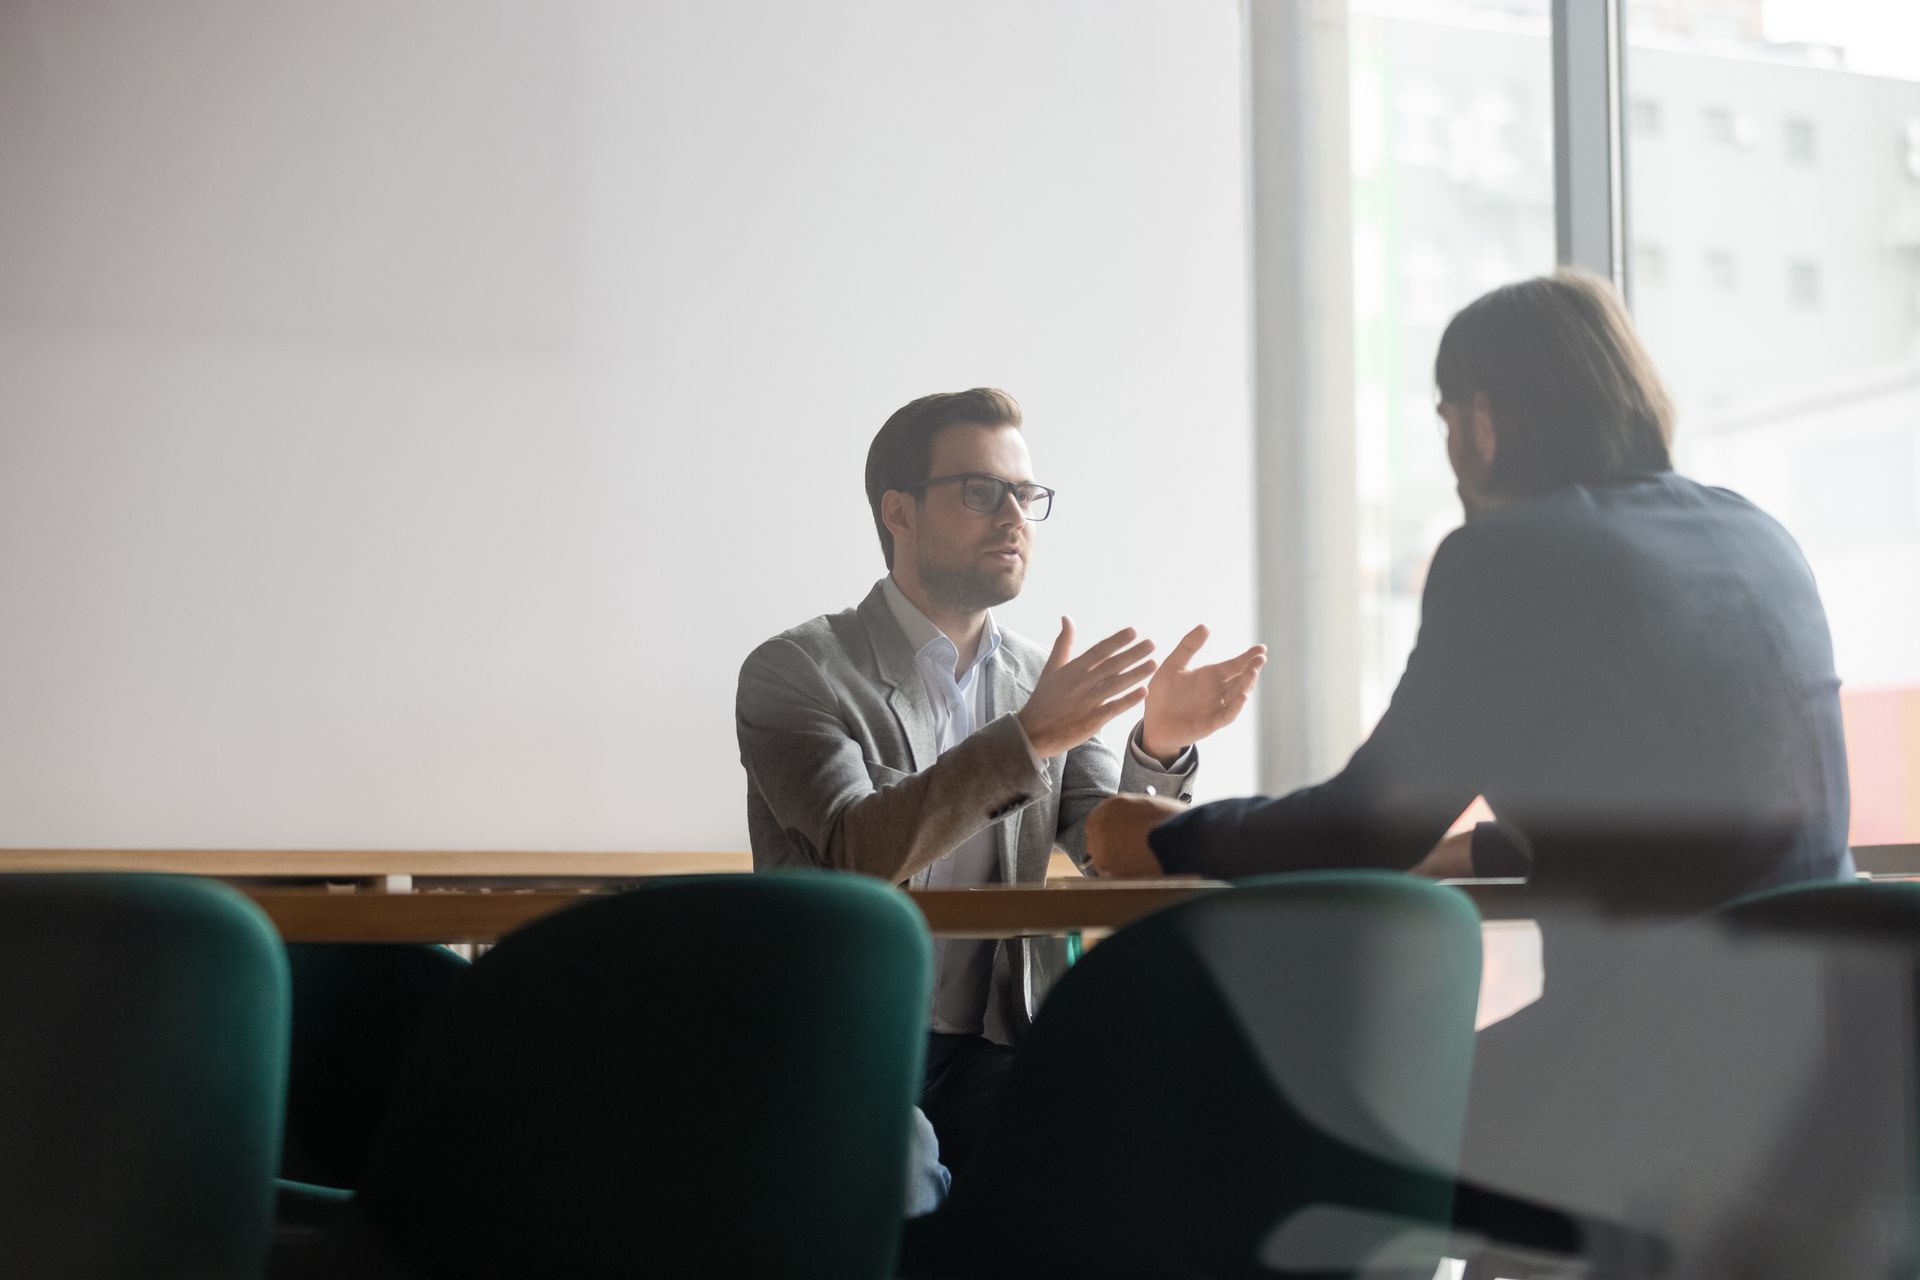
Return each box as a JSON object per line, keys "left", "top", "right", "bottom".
{"left": 1139, "top": 625, "right": 1267, "bottom": 764}
{"left": 1410, "top": 829, "right": 1475, "bottom": 879}
{"left": 1087, "top": 794, "right": 1187, "bottom": 878}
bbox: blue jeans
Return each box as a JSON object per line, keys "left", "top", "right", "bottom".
{"left": 908, "top": 1032, "right": 1018, "bottom": 1217}
{"left": 904, "top": 1105, "right": 951, "bottom": 1218}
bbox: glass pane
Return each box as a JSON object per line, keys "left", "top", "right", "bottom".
{"left": 1349, "top": 0, "right": 1557, "bottom": 731}
{"left": 1625, "top": 0, "right": 1920, "bottom": 844}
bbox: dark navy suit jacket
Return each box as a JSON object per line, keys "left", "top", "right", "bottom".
{"left": 1151, "top": 471, "right": 1853, "bottom": 915}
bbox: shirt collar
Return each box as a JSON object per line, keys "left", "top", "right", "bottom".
{"left": 879, "top": 576, "right": 1001, "bottom": 683}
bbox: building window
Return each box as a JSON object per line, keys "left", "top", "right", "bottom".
{"left": 1631, "top": 98, "right": 1664, "bottom": 138}
{"left": 1634, "top": 243, "right": 1668, "bottom": 288}
{"left": 1702, "top": 106, "right": 1755, "bottom": 148}
{"left": 1785, "top": 117, "right": 1817, "bottom": 165}
{"left": 1788, "top": 259, "right": 1823, "bottom": 308}
{"left": 1706, "top": 249, "right": 1738, "bottom": 292}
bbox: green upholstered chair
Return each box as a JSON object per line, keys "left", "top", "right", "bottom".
{"left": 1720, "top": 876, "right": 1920, "bottom": 935}
{"left": 1460, "top": 880, "right": 1920, "bottom": 1280}
{"left": 1713, "top": 879, "right": 1920, "bottom": 1278}
{"left": 281, "top": 943, "right": 471, "bottom": 1189}
{"left": 291, "top": 872, "right": 932, "bottom": 1279}
{"left": 902, "top": 872, "right": 1484, "bottom": 1280}
{"left": 0, "top": 873, "right": 291, "bottom": 1277}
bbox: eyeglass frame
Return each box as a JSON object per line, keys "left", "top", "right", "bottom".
{"left": 902, "top": 472, "right": 1057, "bottom": 521}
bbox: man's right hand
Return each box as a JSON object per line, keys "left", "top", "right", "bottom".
{"left": 1016, "top": 617, "right": 1157, "bottom": 759}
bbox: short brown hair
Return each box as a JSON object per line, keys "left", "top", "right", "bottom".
{"left": 864, "top": 388, "right": 1023, "bottom": 568}
{"left": 1435, "top": 267, "right": 1675, "bottom": 500}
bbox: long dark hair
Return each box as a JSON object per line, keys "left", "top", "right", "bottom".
{"left": 1435, "top": 268, "right": 1675, "bottom": 499}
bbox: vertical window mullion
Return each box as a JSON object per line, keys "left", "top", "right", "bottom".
{"left": 1553, "top": 0, "right": 1628, "bottom": 295}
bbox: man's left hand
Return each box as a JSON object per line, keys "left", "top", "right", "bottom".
{"left": 1087, "top": 794, "right": 1186, "bottom": 878}
{"left": 1140, "top": 626, "right": 1267, "bottom": 762}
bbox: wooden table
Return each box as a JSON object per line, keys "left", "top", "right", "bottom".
{"left": 241, "top": 879, "right": 1214, "bottom": 943}
{"left": 1, "top": 845, "right": 1912, "bottom": 942}
{"left": 0, "top": 849, "right": 1211, "bottom": 940}
{"left": 0, "top": 848, "right": 752, "bottom": 882}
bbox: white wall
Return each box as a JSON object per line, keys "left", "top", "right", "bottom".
{"left": 0, "top": 0, "right": 1257, "bottom": 850}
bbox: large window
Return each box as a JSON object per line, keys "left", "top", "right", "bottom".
{"left": 1349, "top": 0, "right": 1555, "bottom": 729}
{"left": 1626, "top": 1, "right": 1920, "bottom": 843}
{"left": 1346, "top": 0, "right": 1920, "bottom": 846}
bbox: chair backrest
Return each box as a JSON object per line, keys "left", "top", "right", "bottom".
{"left": 351, "top": 871, "right": 932, "bottom": 1279}
{"left": 282, "top": 942, "right": 472, "bottom": 1187}
{"left": 914, "top": 872, "right": 1483, "bottom": 1280}
{"left": 1463, "top": 880, "right": 1920, "bottom": 1280}
{"left": 1721, "top": 877, "right": 1920, "bottom": 937}
{"left": 1711, "top": 879, "right": 1920, "bottom": 1277}
{"left": 0, "top": 873, "right": 291, "bottom": 1277}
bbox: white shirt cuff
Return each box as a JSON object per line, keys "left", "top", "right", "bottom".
{"left": 1010, "top": 715, "right": 1047, "bottom": 774}
{"left": 1128, "top": 724, "right": 1195, "bottom": 775}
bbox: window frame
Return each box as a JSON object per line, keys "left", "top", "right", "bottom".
{"left": 1554, "top": 0, "right": 1629, "bottom": 291}
{"left": 1249, "top": 0, "right": 1630, "bottom": 789}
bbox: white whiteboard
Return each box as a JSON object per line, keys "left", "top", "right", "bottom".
{"left": 0, "top": 0, "right": 1259, "bottom": 850}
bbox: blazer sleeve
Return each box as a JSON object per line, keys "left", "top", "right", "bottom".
{"left": 736, "top": 637, "right": 1051, "bottom": 884}
{"left": 1149, "top": 525, "right": 1507, "bottom": 879}
{"left": 1053, "top": 729, "right": 1199, "bottom": 874}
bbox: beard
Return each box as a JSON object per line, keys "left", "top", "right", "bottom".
{"left": 1458, "top": 480, "right": 1512, "bottom": 524}
{"left": 917, "top": 542, "right": 1025, "bottom": 613}
{"left": 1452, "top": 451, "right": 1502, "bottom": 523}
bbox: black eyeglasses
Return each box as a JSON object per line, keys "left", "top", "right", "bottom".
{"left": 907, "top": 473, "right": 1056, "bottom": 521}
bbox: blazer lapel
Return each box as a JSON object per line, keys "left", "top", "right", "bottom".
{"left": 857, "top": 584, "right": 939, "bottom": 772}
{"left": 982, "top": 648, "right": 1030, "bottom": 737}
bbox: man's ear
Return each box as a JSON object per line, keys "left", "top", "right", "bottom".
{"left": 881, "top": 489, "right": 916, "bottom": 549}
{"left": 1470, "top": 392, "right": 1498, "bottom": 466}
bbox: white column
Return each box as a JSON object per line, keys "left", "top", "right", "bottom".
{"left": 1245, "top": 0, "right": 1361, "bottom": 792}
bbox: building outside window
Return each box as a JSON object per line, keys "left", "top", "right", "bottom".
{"left": 1635, "top": 243, "right": 1670, "bottom": 288}
{"left": 1787, "top": 258, "right": 1822, "bottom": 308}
{"left": 1351, "top": 0, "right": 1920, "bottom": 844}
{"left": 1631, "top": 97, "right": 1665, "bottom": 138}
{"left": 1628, "top": 0, "right": 1920, "bottom": 843}
{"left": 1784, "top": 116, "right": 1817, "bottom": 164}
{"left": 1349, "top": 0, "right": 1553, "bottom": 735}
{"left": 1706, "top": 248, "right": 1739, "bottom": 291}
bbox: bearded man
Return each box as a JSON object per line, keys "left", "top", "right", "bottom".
{"left": 735, "top": 387, "right": 1263, "bottom": 1198}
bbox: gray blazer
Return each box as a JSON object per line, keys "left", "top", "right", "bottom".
{"left": 737, "top": 580, "right": 1195, "bottom": 1041}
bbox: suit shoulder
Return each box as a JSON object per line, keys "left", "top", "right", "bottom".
{"left": 1682, "top": 475, "right": 1789, "bottom": 530}
{"left": 740, "top": 605, "right": 867, "bottom": 681}
{"left": 1415, "top": 521, "right": 1542, "bottom": 638}
{"left": 1427, "top": 519, "right": 1515, "bottom": 575}
{"left": 1679, "top": 477, "right": 1817, "bottom": 576}
{"left": 1456, "top": 482, "right": 1643, "bottom": 565}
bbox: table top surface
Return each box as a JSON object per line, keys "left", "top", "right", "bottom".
{"left": 6, "top": 843, "right": 1911, "bottom": 875}
{"left": 240, "top": 879, "right": 1218, "bottom": 942}
{"left": 1, "top": 844, "right": 1910, "bottom": 941}
{"left": 0, "top": 848, "right": 755, "bottom": 877}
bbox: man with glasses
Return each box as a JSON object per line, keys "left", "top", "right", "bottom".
{"left": 736, "top": 388, "right": 1263, "bottom": 1199}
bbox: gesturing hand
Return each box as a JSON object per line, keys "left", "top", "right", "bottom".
{"left": 1140, "top": 626, "right": 1267, "bottom": 762}
{"left": 1016, "top": 617, "right": 1158, "bottom": 760}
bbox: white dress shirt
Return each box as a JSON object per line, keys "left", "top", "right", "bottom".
{"left": 881, "top": 577, "right": 1010, "bottom": 1035}
{"left": 880, "top": 576, "right": 1192, "bottom": 1035}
